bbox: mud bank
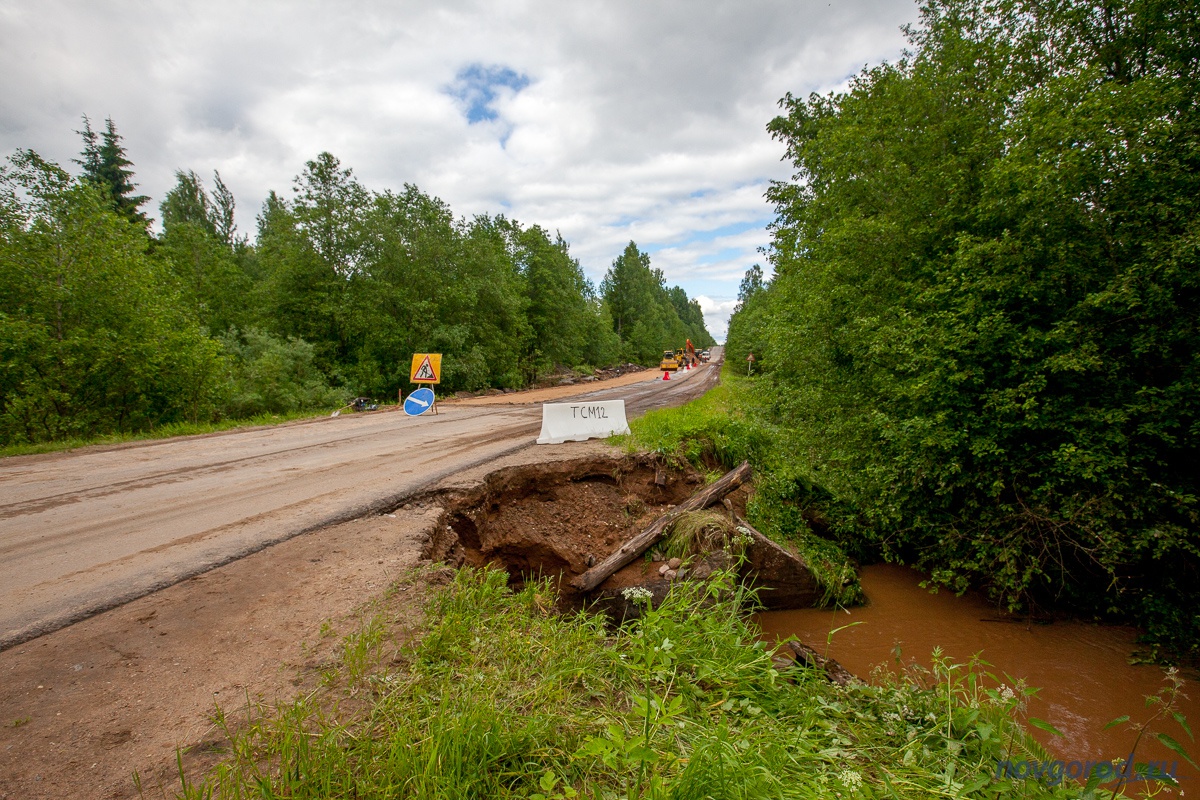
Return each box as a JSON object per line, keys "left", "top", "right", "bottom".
{"left": 417, "top": 454, "right": 822, "bottom": 615}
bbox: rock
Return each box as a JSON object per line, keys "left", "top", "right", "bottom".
{"left": 665, "top": 569, "right": 678, "bottom": 581}
{"left": 658, "top": 563, "right": 670, "bottom": 576}
{"left": 734, "top": 517, "right": 823, "bottom": 610}
{"left": 667, "top": 557, "right": 682, "bottom": 570}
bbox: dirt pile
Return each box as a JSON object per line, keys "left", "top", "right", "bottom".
{"left": 420, "top": 454, "right": 822, "bottom": 616}
{"left": 423, "top": 454, "right": 703, "bottom": 591}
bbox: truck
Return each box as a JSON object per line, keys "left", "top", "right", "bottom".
{"left": 659, "top": 350, "right": 680, "bottom": 371}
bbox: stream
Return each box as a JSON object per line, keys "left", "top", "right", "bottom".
{"left": 757, "top": 564, "right": 1199, "bottom": 785}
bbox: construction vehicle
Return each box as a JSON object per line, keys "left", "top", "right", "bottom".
{"left": 676, "top": 340, "right": 697, "bottom": 368}
{"left": 659, "top": 350, "right": 680, "bottom": 371}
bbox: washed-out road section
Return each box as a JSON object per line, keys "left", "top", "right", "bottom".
{"left": 0, "top": 352, "right": 720, "bottom": 651}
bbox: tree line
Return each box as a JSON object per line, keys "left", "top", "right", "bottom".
{"left": 728, "top": 0, "right": 1199, "bottom": 658}
{"left": 0, "top": 127, "right": 713, "bottom": 446}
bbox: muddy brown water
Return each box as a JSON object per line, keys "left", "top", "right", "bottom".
{"left": 419, "top": 454, "right": 1198, "bottom": 784}
{"left": 757, "top": 564, "right": 1200, "bottom": 784}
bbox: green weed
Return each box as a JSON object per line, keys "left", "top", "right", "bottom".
{"left": 179, "top": 565, "right": 1141, "bottom": 798}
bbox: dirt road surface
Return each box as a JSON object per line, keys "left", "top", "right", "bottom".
{"left": 0, "top": 352, "right": 721, "bottom": 798}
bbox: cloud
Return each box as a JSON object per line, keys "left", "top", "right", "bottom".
{"left": 0, "top": 0, "right": 919, "bottom": 338}
{"left": 695, "top": 296, "right": 741, "bottom": 344}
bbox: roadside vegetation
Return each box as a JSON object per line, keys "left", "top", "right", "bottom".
{"left": 180, "top": 566, "right": 1148, "bottom": 799}
{"left": 0, "top": 137, "right": 713, "bottom": 450}
{"left": 722, "top": 0, "right": 1199, "bottom": 662}
{"left": 623, "top": 374, "right": 863, "bottom": 609}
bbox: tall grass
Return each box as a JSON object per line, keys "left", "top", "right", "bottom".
{"left": 180, "top": 566, "right": 1109, "bottom": 798}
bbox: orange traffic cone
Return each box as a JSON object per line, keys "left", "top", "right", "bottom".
{"left": 662, "top": 371, "right": 670, "bottom": 380}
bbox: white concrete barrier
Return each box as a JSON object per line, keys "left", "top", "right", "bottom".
{"left": 536, "top": 400, "right": 631, "bottom": 444}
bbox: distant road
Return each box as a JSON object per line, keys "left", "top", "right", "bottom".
{"left": 0, "top": 349, "right": 722, "bottom": 649}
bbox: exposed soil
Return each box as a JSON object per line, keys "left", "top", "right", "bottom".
{"left": 0, "top": 443, "right": 745, "bottom": 799}
{"left": 426, "top": 454, "right": 715, "bottom": 588}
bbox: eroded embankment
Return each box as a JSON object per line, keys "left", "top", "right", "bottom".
{"left": 414, "top": 453, "right": 821, "bottom": 616}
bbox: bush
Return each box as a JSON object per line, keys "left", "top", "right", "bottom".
{"left": 218, "top": 328, "right": 343, "bottom": 417}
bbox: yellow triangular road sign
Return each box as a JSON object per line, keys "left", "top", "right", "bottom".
{"left": 410, "top": 353, "right": 442, "bottom": 383}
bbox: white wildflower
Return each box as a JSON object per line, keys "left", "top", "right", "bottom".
{"left": 999, "top": 685, "right": 1016, "bottom": 701}
{"left": 621, "top": 586, "right": 652, "bottom": 603}
{"left": 838, "top": 770, "right": 863, "bottom": 790}
{"left": 733, "top": 526, "right": 755, "bottom": 548}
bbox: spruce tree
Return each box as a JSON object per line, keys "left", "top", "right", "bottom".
{"left": 74, "top": 115, "right": 149, "bottom": 228}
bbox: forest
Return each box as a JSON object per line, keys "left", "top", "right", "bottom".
{"left": 727, "top": 0, "right": 1199, "bottom": 657}
{"left": 0, "top": 123, "right": 713, "bottom": 447}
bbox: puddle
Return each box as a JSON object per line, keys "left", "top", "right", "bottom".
{"left": 758, "top": 563, "right": 1200, "bottom": 782}
{"left": 417, "top": 458, "right": 1198, "bottom": 783}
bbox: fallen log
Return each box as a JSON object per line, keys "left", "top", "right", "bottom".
{"left": 570, "top": 461, "right": 752, "bottom": 592}
{"left": 785, "top": 640, "right": 860, "bottom": 686}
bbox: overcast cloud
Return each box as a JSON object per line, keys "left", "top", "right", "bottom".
{"left": 0, "top": 0, "right": 918, "bottom": 340}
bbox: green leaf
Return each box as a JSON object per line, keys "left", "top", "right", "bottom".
{"left": 1103, "top": 715, "right": 1130, "bottom": 730}
{"left": 1155, "top": 732, "right": 1199, "bottom": 769}
{"left": 539, "top": 771, "right": 558, "bottom": 792}
{"left": 1172, "top": 712, "right": 1194, "bottom": 741}
{"left": 1027, "top": 717, "right": 1065, "bottom": 738}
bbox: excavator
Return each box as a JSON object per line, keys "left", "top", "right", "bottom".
{"left": 660, "top": 340, "right": 698, "bottom": 372}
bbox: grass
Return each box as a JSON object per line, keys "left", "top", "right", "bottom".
{"left": 178, "top": 565, "right": 1138, "bottom": 798}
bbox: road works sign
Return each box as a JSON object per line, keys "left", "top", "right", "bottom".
{"left": 410, "top": 353, "right": 442, "bottom": 384}
{"left": 404, "top": 386, "right": 436, "bottom": 416}
{"left": 536, "top": 400, "right": 630, "bottom": 444}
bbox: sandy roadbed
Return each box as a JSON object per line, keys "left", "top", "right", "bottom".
{"left": 0, "top": 440, "right": 625, "bottom": 799}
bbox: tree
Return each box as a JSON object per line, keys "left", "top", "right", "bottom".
{"left": 158, "top": 170, "right": 251, "bottom": 332}
{"left": 757, "top": 0, "right": 1200, "bottom": 657}
{"left": 0, "top": 150, "right": 223, "bottom": 443}
{"left": 726, "top": 264, "right": 770, "bottom": 365}
{"left": 74, "top": 116, "right": 149, "bottom": 228}
{"left": 517, "top": 225, "right": 596, "bottom": 380}
{"left": 736, "top": 264, "right": 764, "bottom": 309}
{"left": 600, "top": 241, "right": 712, "bottom": 363}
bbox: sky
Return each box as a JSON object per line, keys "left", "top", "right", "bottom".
{"left": 0, "top": 0, "right": 919, "bottom": 342}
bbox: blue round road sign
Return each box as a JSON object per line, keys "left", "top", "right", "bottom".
{"left": 404, "top": 386, "right": 435, "bottom": 416}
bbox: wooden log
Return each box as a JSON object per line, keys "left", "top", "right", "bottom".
{"left": 785, "top": 640, "right": 860, "bottom": 686}
{"left": 570, "top": 461, "right": 752, "bottom": 592}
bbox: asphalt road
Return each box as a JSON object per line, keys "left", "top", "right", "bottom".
{"left": 0, "top": 352, "right": 722, "bottom": 649}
